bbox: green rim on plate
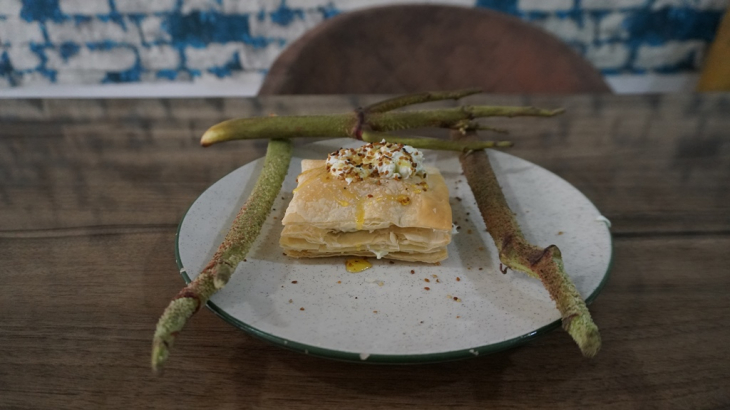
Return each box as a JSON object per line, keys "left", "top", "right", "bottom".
{"left": 173, "top": 148, "right": 613, "bottom": 365}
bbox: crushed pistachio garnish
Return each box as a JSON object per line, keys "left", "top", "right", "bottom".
{"left": 326, "top": 141, "right": 427, "bottom": 184}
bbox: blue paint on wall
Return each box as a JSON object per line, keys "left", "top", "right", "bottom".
{"left": 20, "top": 0, "right": 64, "bottom": 23}
{"left": 29, "top": 42, "right": 56, "bottom": 82}
{"left": 318, "top": 3, "right": 340, "bottom": 19}
{"left": 624, "top": 8, "right": 723, "bottom": 45}
{"left": 87, "top": 40, "right": 122, "bottom": 51}
{"left": 73, "top": 15, "right": 93, "bottom": 25}
{"left": 103, "top": 68, "right": 141, "bottom": 83}
{"left": 102, "top": 52, "right": 142, "bottom": 83}
{"left": 556, "top": 5, "right": 586, "bottom": 28}
{"left": 58, "top": 42, "right": 80, "bottom": 61}
{"left": 0, "top": 51, "right": 19, "bottom": 86}
{"left": 156, "top": 69, "right": 178, "bottom": 80}
{"left": 98, "top": 14, "right": 128, "bottom": 30}
{"left": 163, "top": 11, "right": 269, "bottom": 48}
{"left": 207, "top": 51, "right": 243, "bottom": 77}
{"left": 521, "top": 11, "right": 549, "bottom": 21}
{"left": 475, "top": 0, "right": 519, "bottom": 16}
{"left": 270, "top": 1, "right": 304, "bottom": 26}
{"left": 655, "top": 48, "right": 699, "bottom": 73}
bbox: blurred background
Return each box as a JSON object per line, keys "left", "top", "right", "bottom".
{"left": 0, "top": 0, "right": 727, "bottom": 97}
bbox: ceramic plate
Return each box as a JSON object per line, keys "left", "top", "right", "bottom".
{"left": 176, "top": 139, "right": 612, "bottom": 363}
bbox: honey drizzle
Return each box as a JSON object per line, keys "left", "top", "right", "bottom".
{"left": 292, "top": 168, "right": 329, "bottom": 194}
{"left": 345, "top": 258, "right": 372, "bottom": 273}
{"left": 293, "top": 167, "right": 428, "bottom": 230}
{"left": 355, "top": 201, "right": 365, "bottom": 229}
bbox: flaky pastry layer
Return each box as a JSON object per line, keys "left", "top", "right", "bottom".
{"left": 280, "top": 159, "right": 452, "bottom": 263}
{"left": 282, "top": 160, "right": 451, "bottom": 232}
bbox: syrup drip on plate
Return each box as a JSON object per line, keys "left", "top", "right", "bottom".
{"left": 345, "top": 258, "right": 372, "bottom": 273}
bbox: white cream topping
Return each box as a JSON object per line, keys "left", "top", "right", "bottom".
{"left": 370, "top": 248, "right": 389, "bottom": 259}
{"left": 326, "top": 141, "right": 427, "bottom": 183}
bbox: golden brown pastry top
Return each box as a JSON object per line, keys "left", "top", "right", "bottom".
{"left": 282, "top": 160, "right": 452, "bottom": 232}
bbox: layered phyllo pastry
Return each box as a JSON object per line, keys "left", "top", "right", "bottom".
{"left": 280, "top": 142, "right": 452, "bottom": 263}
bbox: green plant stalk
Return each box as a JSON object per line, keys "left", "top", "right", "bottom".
{"left": 151, "top": 139, "right": 292, "bottom": 372}
{"left": 364, "top": 88, "right": 482, "bottom": 113}
{"left": 201, "top": 115, "right": 354, "bottom": 146}
{"left": 453, "top": 131, "right": 601, "bottom": 358}
{"left": 200, "top": 106, "right": 564, "bottom": 146}
{"left": 368, "top": 106, "right": 564, "bottom": 133}
{"left": 362, "top": 131, "right": 513, "bottom": 150}
{"left": 453, "top": 120, "right": 509, "bottom": 134}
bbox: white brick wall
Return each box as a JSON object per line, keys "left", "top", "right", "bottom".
{"left": 47, "top": 18, "right": 141, "bottom": 44}
{"left": 0, "top": 0, "right": 724, "bottom": 92}
{"left": 114, "top": 0, "right": 178, "bottom": 13}
{"left": 185, "top": 42, "right": 285, "bottom": 71}
{"left": 635, "top": 40, "right": 706, "bottom": 69}
{"left": 59, "top": 0, "right": 111, "bottom": 15}
{"left": 335, "top": 0, "right": 474, "bottom": 12}
{"left": 138, "top": 44, "right": 179, "bottom": 69}
{"left": 185, "top": 43, "right": 240, "bottom": 70}
{"left": 653, "top": 0, "right": 729, "bottom": 9}
{"left": 18, "top": 71, "right": 53, "bottom": 86}
{"left": 193, "top": 70, "right": 263, "bottom": 85}
{"left": 249, "top": 8, "right": 324, "bottom": 39}
{"left": 55, "top": 69, "right": 108, "bottom": 84}
{"left": 284, "top": 0, "right": 341, "bottom": 7}
{"left": 185, "top": 43, "right": 284, "bottom": 71}
{"left": 181, "top": 0, "right": 223, "bottom": 13}
{"left": 46, "top": 46, "right": 137, "bottom": 70}
{"left": 0, "top": 0, "right": 22, "bottom": 16}
{"left": 582, "top": 0, "right": 646, "bottom": 9}
{"left": 221, "top": 0, "right": 271, "bottom": 13}
{"left": 238, "top": 42, "right": 285, "bottom": 70}
{"left": 598, "top": 12, "right": 629, "bottom": 40}
{"left": 139, "top": 16, "right": 171, "bottom": 43}
{"left": 4, "top": 45, "right": 41, "bottom": 70}
{"left": 533, "top": 16, "right": 595, "bottom": 43}
{"left": 585, "top": 44, "right": 630, "bottom": 68}
{"left": 518, "top": 0, "right": 573, "bottom": 12}
{"left": 0, "top": 17, "right": 45, "bottom": 44}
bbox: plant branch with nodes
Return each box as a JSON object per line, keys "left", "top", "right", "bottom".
{"left": 453, "top": 130, "right": 601, "bottom": 357}
{"left": 199, "top": 88, "right": 563, "bottom": 147}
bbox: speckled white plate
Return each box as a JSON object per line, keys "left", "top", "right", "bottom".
{"left": 176, "top": 139, "right": 612, "bottom": 363}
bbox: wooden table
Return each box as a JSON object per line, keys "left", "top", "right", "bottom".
{"left": 1, "top": 94, "right": 728, "bottom": 409}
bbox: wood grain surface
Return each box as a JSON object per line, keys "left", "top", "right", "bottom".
{"left": 1, "top": 94, "right": 729, "bottom": 409}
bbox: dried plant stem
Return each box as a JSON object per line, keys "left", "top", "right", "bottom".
{"left": 453, "top": 131, "right": 601, "bottom": 357}
{"left": 151, "top": 139, "right": 292, "bottom": 372}
{"left": 364, "top": 88, "right": 482, "bottom": 113}
{"left": 362, "top": 131, "right": 513, "bottom": 150}
{"left": 200, "top": 106, "right": 563, "bottom": 147}
{"left": 368, "top": 106, "right": 564, "bottom": 133}
{"left": 452, "top": 120, "right": 510, "bottom": 134}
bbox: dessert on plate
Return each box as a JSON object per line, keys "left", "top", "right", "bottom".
{"left": 280, "top": 141, "right": 453, "bottom": 263}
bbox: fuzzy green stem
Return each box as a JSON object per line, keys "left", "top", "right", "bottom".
{"left": 200, "top": 105, "right": 564, "bottom": 146}
{"left": 362, "top": 131, "right": 513, "bottom": 150}
{"left": 364, "top": 88, "right": 481, "bottom": 113}
{"left": 368, "top": 106, "right": 564, "bottom": 132}
{"left": 453, "top": 120, "right": 510, "bottom": 134}
{"left": 201, "top": 116, "right": 353, "bottom": 146}
{"left": 151, "top": 139, "right": 292, "bottom": 372}
{"left": 453, "top": 130, "right": 600, "bottom": 357}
